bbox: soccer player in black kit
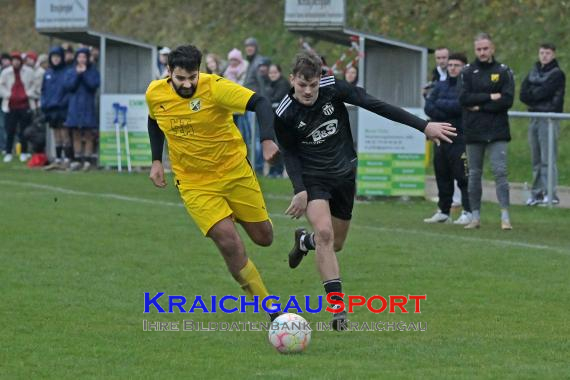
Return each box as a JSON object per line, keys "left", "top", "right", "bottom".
{"left": 274, "top": 52, "right": 456, "bottom": 330}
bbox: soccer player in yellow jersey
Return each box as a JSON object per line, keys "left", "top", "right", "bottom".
{"left": 145, "top": 45, "right": 281, "bottom": 320}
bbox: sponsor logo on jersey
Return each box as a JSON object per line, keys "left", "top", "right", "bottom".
{"left": 190, "top": 99, "right": 201, "bottom": 111}
{"left": 297, "top": 121, "right": 306, "bottom": 129}
{"left": 306, "top": 119, "right": 338, "bottom": 143}
{"left": 322, "top": 102, "right": 334, "bottom": 116}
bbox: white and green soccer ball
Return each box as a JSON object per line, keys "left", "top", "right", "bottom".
{"left": 268, "top": 313, "right": 311, "bottom": 354}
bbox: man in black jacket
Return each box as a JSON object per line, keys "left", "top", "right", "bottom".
{"left": 459, "top": 33, "right": 515, "bottom": 230}
{"left": 520, "top": 43, "right": 565, "bottom": 205}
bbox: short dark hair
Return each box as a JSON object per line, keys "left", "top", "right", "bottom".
{"left": 474, "top": 32, "right": 492, "bottom": 43}
{"left": 168, "top": 45, "right": 202, "bottom": 73}
{"left": 540, "top": 42, "right": 556, "bottom": 51}
{"left": 292, "top": 51, "right": 322, "bottom": 80}
{"left": 448, "top": 52, "right": 468, "bottom": 64}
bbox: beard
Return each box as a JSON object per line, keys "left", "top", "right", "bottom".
{"left": 173, "top": 82, "right": 195, "bottom": 99}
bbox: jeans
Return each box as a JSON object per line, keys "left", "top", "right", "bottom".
{"left": 528, "top": 118, "right": 559, "bottom": 198}
{"left": 466, "top": 141, "right": 510, "bottom": 212}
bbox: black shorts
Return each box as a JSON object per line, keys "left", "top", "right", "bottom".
{"left": 303, "top": 172, "right": 356, "bottom": 220}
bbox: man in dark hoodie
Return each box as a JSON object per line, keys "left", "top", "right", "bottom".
{"left": 63, "top": 47, "right": 100, "bottom": 171}
{"left": 424, "top": 52, "right": 471, "bottom": 225}
{"left": 459, "top": 33, "right": 515, "bottom": 230}
{"left": 520, "top": 43, "right": 565, "bottom": 206}
{"left": 42, "top": 46, "right": 71, "bottom": 170}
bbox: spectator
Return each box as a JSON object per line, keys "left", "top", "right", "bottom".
{"left": 242, "top": 37, "right": 266, "bottom": 94}
{"left": 520, "top": 43, "right": 565, "bottom": 205}
{"left": 423, "top": 52, "right": 471, "bottom": 225}
{"left": 344, "top": 66, "right": 358, "bottom": 85}
{"left": 459, "top": 33, "right": 515, "bottom": 230}
{"left": 24, "top": 51, "right": 37, "bottom": 69}
{"left": 223, "top": 48, "right": 248, "bottom": 85}
{"left": 33, "top": 54, "right": 49, "bottom": 108}
{"left": 266, "top": 63, "right": 290, "bottom": 177}
{"left": 156, "top": 46, "right": 170, "bottom": 79}
{"left": 242, "top": 37, "right": 267, "bottom": 173}
{"left": 42, "top": 46, "right": 71, "bottom": 170}
{"left": 63, "top": 47, "right": 100, "bottom": 171}
{"left": 423, "top": 47, "right": 449, "bottom": 98}
{"left": 63, "top": 45, "right": 75, "bottom": 66}
{"left": 0, "top": 52, "right": 11, "bottom": 154}
{"left": 89, "top": 46, "right": 100, "bottom": 66}
{"left": 0, "top": 51, "right": 36, "bottom": 162}
{"left": 205, "top": 53, "right": 223, "bottom": 75}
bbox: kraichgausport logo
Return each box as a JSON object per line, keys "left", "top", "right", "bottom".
{"left": 144, "top": 293, "right": 426, "bottom": 314}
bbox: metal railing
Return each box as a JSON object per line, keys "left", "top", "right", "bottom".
{"left": 508, "top": 111, "right": 570, "bottom": 207}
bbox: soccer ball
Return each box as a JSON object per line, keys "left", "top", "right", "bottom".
{"left": 268, "top": 313, "right": 311, "bottom": 353}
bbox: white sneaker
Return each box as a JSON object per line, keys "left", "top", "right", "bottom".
{"left": 3, "top": 154, "right": 13, "bottom": 163}
{"left": 423, "top": 211, "right": 450, "bottom": 224}
{"left": 69, "top": 161, "right": 82, "bottom": 171}
{"left": 540, "top": 196, "right": 560, "bottom": 205}
{"left": 19, "top": 153, "right": 30, "bottom": 162}
{"left": 454, "top": 211, "right": 473, "bottom": 225}
{"left": 526, "top": 197, "right": 540, "bottom": 206}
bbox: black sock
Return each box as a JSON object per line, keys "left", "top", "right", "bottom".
{"left": 302, "top": 232, "right": 316, "bottom": 250}
{"left": 64, "top": 146, "right": 74, "bottom": 161}
{"left": 323, "top": 278, "right": 343, "bottom": 302}
{"left": 55, "top": 146, "right": 63, "bottom": 159}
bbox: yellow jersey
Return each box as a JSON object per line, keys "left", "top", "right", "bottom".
{"left": 146, "top": 73, "right": 254, "bottom": 183}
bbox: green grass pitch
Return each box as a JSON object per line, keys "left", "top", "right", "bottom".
{"left": 1, "top": 164, "right": 569, "bottom": 379}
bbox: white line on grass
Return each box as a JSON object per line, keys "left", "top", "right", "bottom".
{"left": 2, "top": 179, "right": 568, "bottom": 255}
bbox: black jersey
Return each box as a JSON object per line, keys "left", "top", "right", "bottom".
{"left": 274, "top": 76, "right": 428, "bottom": 193}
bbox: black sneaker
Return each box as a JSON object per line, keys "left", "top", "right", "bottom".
{"left": 330, "top": 304, "right": 348, "bottom": 331}
{"left": 268, "top": 311, "right": 283, "bottom": 322}
{"left": 289, "top": 227, "right": 308, "bottom": 269}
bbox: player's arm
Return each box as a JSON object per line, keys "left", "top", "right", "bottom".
{"left": 458, "top": 69, "right": 490, "bottom": 106}
{"left": 147, "top": 116, "right": 166, "bottom": 188}
{"left": 274, "top": 116, "right": 307, "bottom": 219}
{"left": 245, "top": 93, "right": 279, "bottom": 162}
{"left": 337, "top": 79, "right": 456, "bottom": 145}
{"left": 480, "top": 68, "right": 515, "bottom": 113}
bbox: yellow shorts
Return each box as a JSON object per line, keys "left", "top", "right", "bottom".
{"left": 176, "top": 160, "right": 270, "bottom": 235}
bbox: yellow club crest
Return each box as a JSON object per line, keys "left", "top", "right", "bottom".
{"left": 491, "top": 74, "right": 499, "bottom": 82}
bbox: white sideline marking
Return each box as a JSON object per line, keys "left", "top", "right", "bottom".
{"left": 1, "top": 180, "right": 568, "bottom": 255}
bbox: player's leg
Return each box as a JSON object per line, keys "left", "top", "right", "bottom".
{"left": 306, "top": 200, "right": 347, "bottom": 330}
{"left": 238, "top": 221, "right": 273, "bottom": 247}
{"left": 332, "top": 217, "right": 350, "bottom": 252}
{"left": 227, "top": 160, "right": 273, "bottom": 247}
{"left": 207, "top": 218, "right": 280, "bottom": 321}
{"left": 178, "top": 180, "right": 279, "bottom": 321}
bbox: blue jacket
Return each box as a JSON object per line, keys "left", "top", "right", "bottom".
{"left": 425, "top": 76, "right": 463, "bottom": 138}
{"left": 63, "top": 48, "right": 100, "bottom": 128}
{"left": 41, "top": 46, "right": 69, "bottom": 122}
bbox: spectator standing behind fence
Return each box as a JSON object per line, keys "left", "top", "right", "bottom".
{"left": 0, "top": 52, "right": 12, "bottom": 154}
{"left": 423, "top": 52, "right": 472, "bottom": 225}
{"left": 266, "top": 63, "right": 290, "bottom": 177}
{"left": 155, "top": 47, "right": 170, "bottom": 79}
{"left": 0, "top": 52, "right": 36, "bottom": 163}
{"left": 63, "top": 47, "right": 100, "bottom": 171}
{"left": 242, "top": 37, "right": 267, "bottom": 173}
{"left": 520, "top": 43, "right": 565, "bottom": 206}
{"left": 205, "top": 53, "right": 224, "bottom": 75}
{"left": 42, "top": 47, "right": 71, "bottom": 170}
{"left": 224, "top": 48, "right": 251, "bottom": 152}
{"left": 459, "top": 33, "right": 515, "bottom": 230}
{"left": 344, "top": 66, "right": 358, "bottom": 85}
{"left": 224, "top": 48, "right": 248, "bottom": 85}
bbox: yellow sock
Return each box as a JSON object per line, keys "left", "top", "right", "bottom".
{"left": 234, "top": 259, "right": 272, "bottom": 309}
